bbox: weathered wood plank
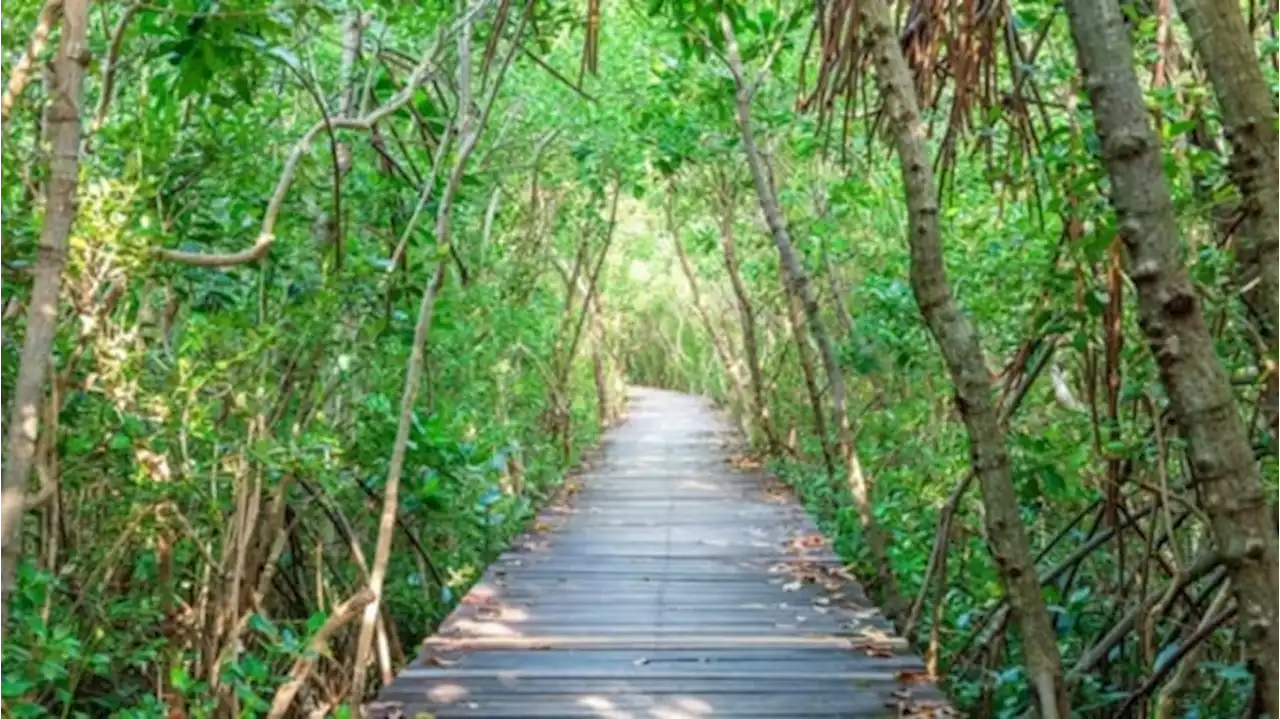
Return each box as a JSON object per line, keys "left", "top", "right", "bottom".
{"left": 369, "top": 388, "right": 945, "bottom": 718}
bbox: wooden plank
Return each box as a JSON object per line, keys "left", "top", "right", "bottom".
{"left": 371, "top": 387, "right": 945, "bottom": 718}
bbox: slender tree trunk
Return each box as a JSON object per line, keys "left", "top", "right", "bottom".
{"left": 0, "top": 0, "right": 63, "bottom": 125}
{"left": 782, "top": 273, "right": 837, "bottom": 478}
{"left": 1175, "top": 0, "right": 1280, "bottom": 440}
{"left": 350, "top": 0, "right": 529, "bottom": 693}
{"left": 720, "top": 17, "right": 903, "bottom": 623}
{"left": 855, "top": 3, "right": 1070, "bottom": 715}
{"left": 333, "top": 10, "right": 367, "bottom": 180}
{"left": 349, "top": 262, "right": 445, "bottom": 704}
{"left": 715, "top": 179, "right": 777, "bottom": 450}
{"left": 667, "top": 184, "right": 754, "bottom": 426}
{"left": 1063, "top": 0, "right": 1280, "bottom": 712}
{"left": 0, "top": 0, "right": 90, "bottom": 639}
{"left": 590, "top": 298, "right": 610, "bottom": 428}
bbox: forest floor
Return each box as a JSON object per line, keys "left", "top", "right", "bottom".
{"left": 367, "top": 387, "right": 946, "bottom": 718}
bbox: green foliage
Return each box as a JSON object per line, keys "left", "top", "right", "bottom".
{"left": 2, "top": 0, "right": 630, "bottom": 714}
{"left": 3, "top": 0, "right": 1277, "bottom": 716}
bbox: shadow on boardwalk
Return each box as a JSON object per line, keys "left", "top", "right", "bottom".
{"left": 368, "top": 387, "right": 948, "bottom": 718}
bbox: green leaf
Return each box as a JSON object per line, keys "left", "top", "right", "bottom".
{"left": 268, "top": 46, "right": 301, "bottom": 71}
{"left": 171, "top": 665, "right": 192, "bottom": 692}
{"left": 1, "top": 677, "right": 35, "bottom": 698}
{"left": 306, "top": 611, "right": 327, "bottom": 635}
{"left": 247, "top": 613, "right": 277, "bottom": 638}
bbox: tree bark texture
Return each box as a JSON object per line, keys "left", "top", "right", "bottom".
{"left": 857, "top": 2, "right": 1071, "bottom": 715}
{"left": 1063, "top": 0, "right": 1279, "bottom": 712}
{"left": 1174, "top": 0, "right": 1280, "bottom": 440}
{"left": 1, "top": 0, "right": 90, "bottom": 639}
{"left": 720, "top": 15, "right": 903, "bottom": 624}
{"left": 717, "top": 187, "right": 777, "bottom": 449}
{"left": 783, "top": 274, "right": 838, "bottom": 479}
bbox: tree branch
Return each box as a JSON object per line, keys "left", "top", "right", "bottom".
{"left": 156, "top": 2, "right": 492, "bottom": 267}
{"left": 90, "top": 2, "right": 140, "bottom": 131}
{"left": 0, "top": 0, "right": 63, "bottom": 125}
{"left": 266, "top": 588, "right": 376, "bottom": 719}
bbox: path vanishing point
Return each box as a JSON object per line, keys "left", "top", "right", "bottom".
{"left": 368, "top": 387, "right": 948, "bottom": 717}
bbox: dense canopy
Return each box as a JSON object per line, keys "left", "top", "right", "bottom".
{"left": 1, "top": 0, "right": 1277, "bottom": 716}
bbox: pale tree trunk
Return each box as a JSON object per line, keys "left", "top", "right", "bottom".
{"left": 334, "top": 10, "right": 367, "bottom": 177}
{"left": 557, "top": 262, "right": 615, "bottom": 429}
{"left": 820, "top": 240, "right": 855, "bottom": 338}
{"left": 720, "top": 16, "right": 903, "bottom": 623}
{"left": 0, "top": 0, "right": 63, "bottom": 125}
{"left": 554, "top": 183, "right": 621, "bottom": 461}
{"left": 856, "top": 2, "right": 1071, "bottom": 715}
{"left": 590, "top": 294, "right": 610, "bottom": 427}
{"left": 0, "top": 0, "right": 90, "bottom": 639}
{"left": 1063, "top": 0, "right": 1279, "bottom": 712}
{"left": 349, "top": 0, "right": 528, "bottom": 700}
{"left": 714, "top": 174, "right": 777, "bottom": 450}
{"left": 1175, "top": 0, "right": 1280, "bottom": 440}
{"left": 667, "top": 184, "right": 755, "bottom": 428}
{"left": 782, "top": 272, "right": 838, "bottom": 479}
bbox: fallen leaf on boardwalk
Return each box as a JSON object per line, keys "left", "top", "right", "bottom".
{"left": 849, "top": 641, "right": 896, "bottom": 658}
{"left": 896, "top": 669, "right": 932, "bottom": 685}
{"left": 633, "top": 657, "right": 649, "bottom": 665}
{"left": 813, "top": 597, "right": 831, "bottom": 606}
{"left": 890, "top": 688, "right": 911, "bottom": 700}
{"left": 790, "top": 533, "right": 826, "bottom": 549}
{"left": 781, "top": 580, "right": 802, "bottom": 592}
{"left": 425, "top": 655, "right": 458, "bottom": 667}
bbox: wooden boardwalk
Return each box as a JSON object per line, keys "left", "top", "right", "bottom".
{"left": 369, "top": 388, "right": 946, "bottom": 718}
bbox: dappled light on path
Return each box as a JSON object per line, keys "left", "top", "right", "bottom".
{"left": 368, "top": 388, "right": 946, "bottom": 717}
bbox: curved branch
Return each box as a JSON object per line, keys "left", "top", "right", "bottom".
{"left": 1113, "top": 600, "right": 1237, "bottom": 717}
{"left": 90, "top": 2, "right": 140, "bottom": 131}
{"left": 266, "top": 588, "right": 376, "bottom": 719}
{"left": 0, "top": 0, "right": 62, "bottom": 125}
{"left": 155, "top": 2, "right": 493, "bottom": 268}
{"left": 1067, "top": 550, "right": 1222, "bottom": 680}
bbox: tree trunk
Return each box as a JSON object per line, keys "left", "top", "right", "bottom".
{"left": 856, "top": 3, "right": 1070, "bottom": 715}
{"left": 590, "top": 298, "right": 610, "bottom": 429}
{"left": 667, "top": 185, "right": 754, "bottom": 427}
{"left": 720, "top": 16, "right": 903, "bottom": 624}
{"left": 782, "top": 272, "right": 837, "bottom": 479}
{"left": 1063, "top": 0, "right": 1279, "bottom": 712}
{"left": 0, "top": 0, "right": 90, "bottom": 639}
{"left": 0, "top": 0, "right": 63, "bottom": 125}
{"left": 716, "top": 182, "right": 776, "bottom": 451}
{"left": 1175, "top": 0, "right": 1280, "bottom": 441}
{"left": 352, "top": 4, "right": 485, "bottom": 695}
